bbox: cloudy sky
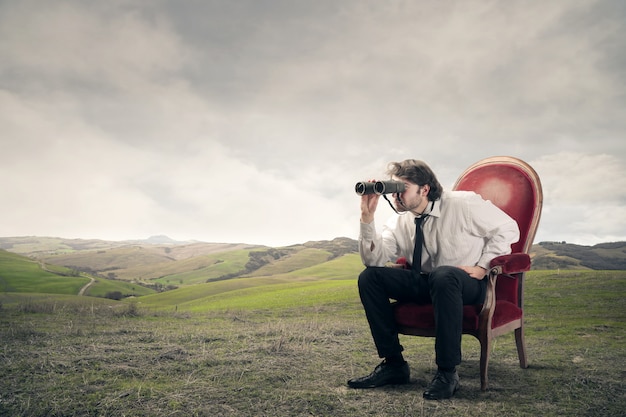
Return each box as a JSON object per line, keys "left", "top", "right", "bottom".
{"left": 1, "top": 0, "right": 624, "bottom": 247}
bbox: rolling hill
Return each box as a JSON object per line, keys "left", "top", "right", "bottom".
{"left": 0, "top": 236, "right": 624, "bottom": 302}
{"left": 0, "top": 249, "right": 156, "bottom": 298}
{"left": 531, "top": 241, "right": 626, "bottom": 270}
{"left": 0, "top": 249, "right": 89, "bottom": 294}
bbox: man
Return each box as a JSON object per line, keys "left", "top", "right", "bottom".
{"left": 348, "top": 159, "right": 519, "bottom": 400}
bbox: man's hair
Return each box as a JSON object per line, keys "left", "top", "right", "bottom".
{"left": 387, "top": 159, "right": 443, "bottom": 201}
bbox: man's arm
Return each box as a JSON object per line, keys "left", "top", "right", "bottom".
{"left": 468, "top": 195, "right": 521, "bottom": 273}
{"left": 358, "top": 190, "right": 389, "bottom": 266}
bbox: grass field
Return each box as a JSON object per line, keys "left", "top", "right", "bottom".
{"left": 1, "top": 269, "right": 625, "bottom": 416}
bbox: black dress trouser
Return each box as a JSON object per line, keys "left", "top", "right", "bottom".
{"left": 358, "top": 265, "right": 487, "bottom": 369}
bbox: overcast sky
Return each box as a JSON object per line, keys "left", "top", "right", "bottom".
{"left": 1, "top": 0, "right": 625, "bottom": 247}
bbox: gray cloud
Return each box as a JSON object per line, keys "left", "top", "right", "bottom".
{"left": 1, "top": 0, "right": 624, "bottom": 246}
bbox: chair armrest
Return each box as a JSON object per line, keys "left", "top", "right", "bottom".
{"left": 479, "top": 253, "right": 531, "bottom": 321}
{"left": 489, "top": 253, "right": 531, "bottom": 275}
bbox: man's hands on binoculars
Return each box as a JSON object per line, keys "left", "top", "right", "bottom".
{"left": 355, "top": 180, "right": 405, "bottom": 223}
{"left": 360, "top": 180, "right": 380, "bottom": 224}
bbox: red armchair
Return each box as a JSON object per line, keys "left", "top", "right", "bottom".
{"left": 392, "top": 156, "right": 543, "bottom": 390}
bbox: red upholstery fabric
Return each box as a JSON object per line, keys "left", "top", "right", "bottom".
{"left": 394, "top": 301, "right": 523, "bottom": 331}
{"left": 455, "top": 164, "right": 540, "bottom": 254}
{"left": 490, "top": 253, "right": 531, "bottom": 274}
{"left": 493, "top": 274, "right": 519, "bottom": 304}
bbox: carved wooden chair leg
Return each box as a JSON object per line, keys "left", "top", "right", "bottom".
{"left": 479, "top": 334, "right": 492, "bottom": 391}
{"left": 515, "top": 327, "right": 528, "bottom": 369}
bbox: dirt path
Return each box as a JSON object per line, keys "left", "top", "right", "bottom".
{"left": 78, "top": 276, "right": 96, "bottom": 296}
{"left": 37, "top": 259, "right": 95, "bottom": 296}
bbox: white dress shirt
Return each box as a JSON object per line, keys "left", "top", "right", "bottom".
{"left": 359, "top": 190, "right": 520, "bottom": 272}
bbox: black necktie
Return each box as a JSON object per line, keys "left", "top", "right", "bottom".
{"left": 412, "top": 216, "right": 425, "bottom": 272}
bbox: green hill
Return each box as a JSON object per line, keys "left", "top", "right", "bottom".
{"left": 3, "top": 236, "right": 624, "bottom": 283}
{"left": 152, "top": 249, "right": 256, "bottom": 285}
{"left": 1, "top": 236, "right": 625, "bottom": 305}
{"left": 0, "top": 249, "right": 89, "bottom": 294}
{"left": 135, "top": 253, "right": 363, "bottom": 312}
{"left": 0, "top": 249, "right": 156, "bottom": 298}
{"left": 15, "top": 239, "right": 263, "bottom": 283}
{"left": 532, "top": 241, "right": 626, "bottom": 270}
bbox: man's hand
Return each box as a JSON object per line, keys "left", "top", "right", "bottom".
{"left": 458, "top": 265, "right": 487, "bottom": 279}
{"left": 360, "top": 181, "right": 380, "bottom": 224}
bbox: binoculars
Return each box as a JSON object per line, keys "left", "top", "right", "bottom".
{"left": 355, "top": 180, "right": 406, "bottom": 196}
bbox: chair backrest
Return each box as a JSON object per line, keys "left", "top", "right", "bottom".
{"left": 452, "top": 156, "right": 543, "bottom": 255}
{"left": 453, "top": 157, "right": 542, "bottom": 306}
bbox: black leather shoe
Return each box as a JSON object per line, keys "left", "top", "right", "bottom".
{"left": 347, "top": 360, "right": 410, "bottom": 389}
{"left": 423, "top": 369, "right": 460, "bottom": 400}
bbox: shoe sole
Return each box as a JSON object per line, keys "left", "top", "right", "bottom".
{"left": 422, "top": 382, "right": 460, "bottom": 400}
{"left": 348, "top": 376, "right": 410, "bottom": 389}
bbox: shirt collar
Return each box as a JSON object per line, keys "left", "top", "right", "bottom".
{"left": 411, "top": 200, "right": 439, "bottom": 220}
{"left": 427, "top": 199, "right": 441, "bottom": 218}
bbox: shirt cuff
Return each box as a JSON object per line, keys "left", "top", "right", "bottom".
{"left": 359, "top": 221, "right": 376, "bottom": 241}
{"left": 476, "top": 256, "right": 492, "bottom": 270}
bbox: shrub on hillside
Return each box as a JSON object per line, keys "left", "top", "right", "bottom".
{"left": 105, "top": 291, "right": 123, "bottom": 301}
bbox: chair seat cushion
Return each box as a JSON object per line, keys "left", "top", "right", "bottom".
{"left": 393, "top": 301, "right": 522, "bottom": 331}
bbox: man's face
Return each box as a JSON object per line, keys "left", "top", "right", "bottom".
{"left": 392, "top": 176, "right": 429, "bottom": 213}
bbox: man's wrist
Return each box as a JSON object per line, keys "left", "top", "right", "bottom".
{"left": 361, "top": 215, "right": 374, "bottom": 224}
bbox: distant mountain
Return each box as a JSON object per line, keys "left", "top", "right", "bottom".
{"left": 0, "top": 236, "right": 251, "bottom": 256}
{"left": 128, "top": 235, "right": 192, "bottom": 245}
{"left": 0, "top": 236, "right": 126, "bottom": 254}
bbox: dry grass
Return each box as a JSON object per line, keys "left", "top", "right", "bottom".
{"left": 1, "top": 270, "right": 625, "bottom": 416}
